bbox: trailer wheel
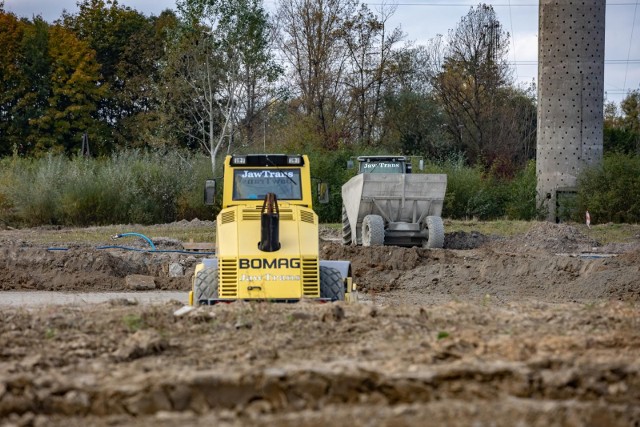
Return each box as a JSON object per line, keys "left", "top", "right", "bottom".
{"left": 194, "top": 268, "right": 218, "bottom": 304}
{"left": 320, "top": 266, "right": 345, "bottom": 301}
{"left": 341, "top": 205, "right": 352, "bottom": 245}
{"left": 361, "top": 214, "right": 385, "bottom": 246}
{"left": 423, "top": 216, "right": 445, "bottom": 249}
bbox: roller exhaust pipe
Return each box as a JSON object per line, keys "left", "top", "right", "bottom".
{"left": 259, "top": 193, "right": 280, "bottom": 252}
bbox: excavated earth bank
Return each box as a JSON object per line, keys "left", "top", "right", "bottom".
{"left": 0, "top": 222, "right": 639, "bottom": 426}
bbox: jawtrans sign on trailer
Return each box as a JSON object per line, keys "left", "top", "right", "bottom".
{"left": 190, "top": 154, "right": 355, "bottom": 305}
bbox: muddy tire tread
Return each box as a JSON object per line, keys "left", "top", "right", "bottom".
{"left": 320, "top": 266, "right": 345, "bottom": 301}
{"left": 194, "top": 268, "right": 219, "bottom": 304}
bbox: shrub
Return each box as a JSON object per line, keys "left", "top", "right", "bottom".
{"left": 5, "top": 155, "right": 67, "bottom": 225}
{"left": 504, "top": 160, "right": 542, "bottom": 220}
{"left": 301, "top": 145, "right": 356, "bottom": 223}
{"left": 426, "top": 156, "right": 504, "bottom": 220}
{"left": 0, "top": 149, "right": 215, "bottom": 227}
{"left": 4, "top": 148, "right": 635, "bottom": 227}
{"left": 576, "top": 153, "right": 640, "bottom": 223}
{"left": 175, "top": 156, "right": 218, "bottom": 221}
{"left": 427, "top": 156, "right": 542, "bottom": 220}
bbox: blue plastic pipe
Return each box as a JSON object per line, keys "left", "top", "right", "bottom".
{"left": 113, "top": 232, "right": 157, "bottom": 251}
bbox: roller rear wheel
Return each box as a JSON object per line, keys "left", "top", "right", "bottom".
{"left": 194, "top": 268, "right": 219, "bottom": 304}
{"left": 320, "top": 266, "right": 345, "bottom": 301}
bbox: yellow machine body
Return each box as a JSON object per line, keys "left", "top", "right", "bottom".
{"left": 214, "top": 203, "right": 321, "bottom": 300}
{"left": 190, "top": 154, "right": 354, "bottom": 305}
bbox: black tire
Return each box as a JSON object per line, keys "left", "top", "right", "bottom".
{"left": 423, "top": 216, "right": 445, "bottom": 249}
{"left": 194, "top": 268, "right": 219, "bottom": 304}
{"left": 320, "top": 266, "right": 345, "bottom": 301}
{"left": 361, "top": 214, "right": 385, "bottom": 246}
{"left": 341, "top": 205, "right": 352, "bottom": 245}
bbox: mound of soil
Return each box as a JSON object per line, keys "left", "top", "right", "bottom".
{"left": 1, "top": 221, "right": 639, "bottom": 426}
{"left": 0, "top": 222, "right": 638, "bottom": 304}
{"left": 0, "top": 246, "right": 193, "bottom": 292}
{"left": 0, "top": 301, "right": 638, "bottom": 426}
{"left": 493, "top": 222, "right": 599, "bottom": 254}
{"left": 320, "top": 239, "right": 640, "bottom": 302}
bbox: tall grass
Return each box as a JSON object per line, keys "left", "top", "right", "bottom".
{"left": 0, "top": 150, "right": 215, "bottom": 227}
{"left": 4, "top": 149, "right": 635, "bottom": 227}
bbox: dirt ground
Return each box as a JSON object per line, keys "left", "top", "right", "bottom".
{"left": 1, "top": 221, "right": 639, "bottom": 426}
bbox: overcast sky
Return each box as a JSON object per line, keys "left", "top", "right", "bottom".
{"left": 3, "top": 0, "right": 639, "bottom": 106}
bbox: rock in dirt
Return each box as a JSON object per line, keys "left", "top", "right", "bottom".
{"left": 173, "top": 305, "right": 195, "bottom": 317}
{"left": 169, "top": 263, "right": 185, "bottom": 277}
{"left": 113, "top": 329, "right": 168, "bottom": 361}
{"left": 125, "top": 275, "right": 156, "bottom": 291}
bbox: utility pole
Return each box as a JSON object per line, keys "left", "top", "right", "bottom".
{"left": 80, "top": 132, "right": 91, "bottom": 157}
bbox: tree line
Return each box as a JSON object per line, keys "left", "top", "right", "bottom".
{"left": 0, "top": 0, "right": 638, "bottom": 173}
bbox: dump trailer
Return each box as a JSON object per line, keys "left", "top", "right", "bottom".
{"left": 341, "top": 156, "right": 447, "bottom": 248}
{"left": 190, "top": 154, "right": 355, "bottom": 305}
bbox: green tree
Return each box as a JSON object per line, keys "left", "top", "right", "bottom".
{"left": 113, "top": 10, "right": 179, "bottom": 147}
{"left": 161, "top": 24, "right": 224, "bottom": 154}
{"left": 0, "top": 8, "right": 26, "bottom": 156}
{"left": 14, "top": 17, "right": 52, "bottom": 155}
{"left": 276, "top": 0, "right": 357, "bottom": 150}
{"left": 427, "top": 4, "right": 536, "bottom": 172}
{"left": 620, "top": 91, "right": 640, "bottom": 132}
{"left": 166, "top": 0, "right": 281, "bottom": 173}
{"left": 383, "top": 91, "right": 450, "bottom": 158}
{"left": 216, "top": 0, "right": 281, "bottom": 147}
{"left": 603, "top": 93, "right": 640, "bottom": 154}
{"left": 28, "top": 25, "right": 106, "bottom": 154}
{"left": 379, "top": 45, "right": 451, "bottom": 157}
{"left": 62, "top": 0, "right": 163, "bottom": 148}
{"left": 62, "top": 0, "right": 148, "bottom": 88}
{"left": 340, "top": 3, "right": 404, "bottom": 146}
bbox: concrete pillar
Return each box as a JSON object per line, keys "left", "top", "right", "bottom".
{"left": 536, "top": 0, "right": 605, "bottom": 222}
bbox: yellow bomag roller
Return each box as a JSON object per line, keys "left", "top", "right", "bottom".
{"left": 189, "top": 154, "right": 356, "bottom": 305}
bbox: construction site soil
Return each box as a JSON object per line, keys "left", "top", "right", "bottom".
{"left": 0, "top": 222, "right": 639, "bottom": 426}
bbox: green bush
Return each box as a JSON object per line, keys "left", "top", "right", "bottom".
{"left": 504, "top": 160, "right": 542, "bottom": 220}
{"left": 59, "top": 159, "right": 126, "bottom": 225}
{"left": 303, "top": 145, "right": 357, "bottom": 223}
{"left": 576, "top": 153, "right": 640, "bottom": 223}
{"left": 426, "top": 156, "right": 503, "bottom": 220}
{"left": 0, "top": 150, "right": 215, "bottom": 227}
{"left": 440, "top": 162, "right": 485, "bottom": 219}
{"left": 426, "top": 157, "right": 541, "bottom": 220}
{"left": 4, "top": 155, "right": 67, "bottom": 225}
{"left": 4, "top": 148, "right": 635, "bottom": 227}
